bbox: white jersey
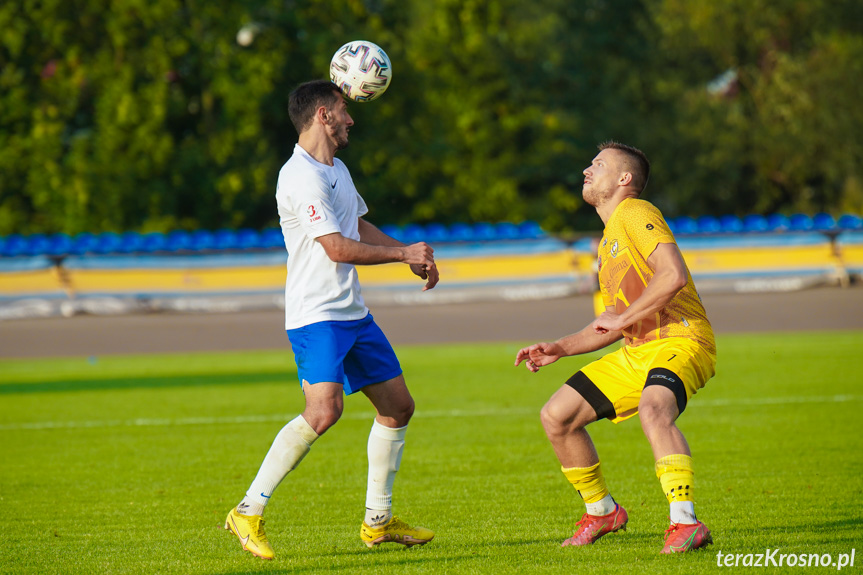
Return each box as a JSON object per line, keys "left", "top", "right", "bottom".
{"left": 276, "top": 144, "right": 369, "bottom": 330}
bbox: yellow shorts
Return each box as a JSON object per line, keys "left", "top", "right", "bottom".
{"left": 567, "top": 338, "right": 716, "bottom": 424}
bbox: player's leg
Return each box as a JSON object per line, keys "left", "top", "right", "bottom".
{"left": 358, "top": 374, "right": 432, "bottom": 547}
{"left": 226, "top": 382, "right": 340, "bottom": 559}
{"left": 638, "top": 340, "right": 715, "bottom": 553}
{"left": 543, "top": 368, "right": 630, "bottom": 546}
{"left": 226, "top": 321, "right": 352, "bottom": 559}
{"left": 344, "top": 314, "right": 433, "bottom": 548}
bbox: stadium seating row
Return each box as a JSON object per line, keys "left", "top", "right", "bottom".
{"left": 0, "top": 221, "right": 547, "bottom": 258}
{"left": 668, "top": 213, "right": 862, "bottom": 235}
{"left": 1, "top": 215, "right": 861, "bottom": 258}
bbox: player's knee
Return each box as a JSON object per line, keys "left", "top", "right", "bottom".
{"left": 540, "top": 401, "right": 580, "bottom": 435}
{"left": 638, "top": 401, "right": 674, "bottom": 434}
{"left": 304, "top": 404, "right": 344, "bottom": 435}
{"left": 396, "top": 396, "right": 415, "bottom": 426}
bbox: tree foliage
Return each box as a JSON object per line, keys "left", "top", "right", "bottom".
{"left": 1, "top": 0, "right": 861, "bottom": 236}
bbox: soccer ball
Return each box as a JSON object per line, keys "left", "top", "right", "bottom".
{"left": 329, "top": 41, "right": 392, "bottom": 102}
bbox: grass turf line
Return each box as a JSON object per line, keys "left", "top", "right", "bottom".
{"left": 1, "top": 332, "right": 861, "bottom": 574}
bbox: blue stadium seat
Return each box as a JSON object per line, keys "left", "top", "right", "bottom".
{"left": 696, "top": 215, "right": 721, "bottom": 234}
{"left": 380, "top": 225, "right": 403, "bottom": 242}
{"left": 424, "top": 223, "right": 450, "bottom": 243}
{"left": 2, "top": 234, "right": 29, "bottom": 257}
{"left": 166, "top": 230, "right": 192, "bottom": 251}
{"left": 812, "top": 212, "right": 836, "bottom": 231}
{"left": 119, "top": 231, "right": 144, "bottom": 253}
{"left": 141, "top": 232, "right": 167, "bottom": 252}
{"left": 673, "top": 216, "right": 698, "bottom": 235}
{"left": 236, "top": 228, "right": 261, "bottom": 250}
{"left": 517, "top": 220, "right": 545, "bottom": 239}
{"left": 189, "top": 230, "right": 215, "bottom": 251}
{"left": 789, "top": 213, "right": 813, "bottom": 231}
{"left": 472, "top": 222, "right": 497, "bottom": 241}
{"left": 213, "top": 229, "right": 238, "bottom": 250}
{"left": 47, "top": 233, "right": 73, "bottom": 256}
{"left": 449, "top": 223, "right": 475, "bottom": 242}
{"left": 766, "top": 213, "right": 789, "bottom": 232}
{"left": 25, "top": 233, "right": 51, "bottom": 256}
{"left": 401, "top": 224, "right": 426, "bottom": 243}
{"left": 94, "top": 232, "right": 122, "bottom": 254}
{"left": 719, "top": 215, "right": 743, "bottom": 233}
{"left": 71, "top": 232, "right": 100, "bottom": 255}
{"left": 495, "top": 222, "right": 520, "bottom": 240}
{"left": 260, "top": 228, "right": 284, "bottom": 249}
{"left": 666, "top": 219, "right": 678, "bottom": 234}
{"left": 742, "top": 214, "right": 769, "bottom": 233}
{"left": 838, "top": 214, "right": 863, "bottom": 230}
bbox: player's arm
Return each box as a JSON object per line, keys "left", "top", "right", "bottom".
{"left": 592, "top": 242, "right": 688, "bottom": 335}
{"left": 515, "top": 316, "right": 623, "bottom": 373}
{"left": 315, "top": 220, "right": 438, "bottom": 290}
{"left": 357, "top": 218, "right": 439, "bottom": 290}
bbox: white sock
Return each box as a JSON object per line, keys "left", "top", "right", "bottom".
{"left": 364, "top": 420, "right": 406, "bottom": 526}
{"left": 670, "top": 501, "right": 697, "bottom": 524}
{"left": 237, "top": 415, "right": 319, "bottom": 516}
{"left": 586, "top": 494, "right": 617, "bottom": 516}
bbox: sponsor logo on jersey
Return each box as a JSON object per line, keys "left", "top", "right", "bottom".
{"left": 646, "top": 223, "right": 654, "bottom": 230}
{"left": 610, "top": 240, "right": 619, "bottom": 258}
{"left": 307, "top": 203, "right": 325, "bottom": 224}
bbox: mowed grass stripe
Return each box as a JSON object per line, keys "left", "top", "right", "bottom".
{"left": 2, "top": 394, "right": 862, "bottom": 431}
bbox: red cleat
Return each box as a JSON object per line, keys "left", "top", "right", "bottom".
{"left": 661, "top": 520, "right": 713, "bottom": 554}
{"left": 561, "top": 504, "right": 628, "bottom": 547}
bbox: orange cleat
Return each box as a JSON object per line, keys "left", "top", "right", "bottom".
{"left": 561, "top": 504, "right": 628, "bottom": 547}
{"left": 661, "top": 520, "right": 713, "bottom": 554}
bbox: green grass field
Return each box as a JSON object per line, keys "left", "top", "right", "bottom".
{"left": 1, "top": 332, "right": 861, "bottom": 574}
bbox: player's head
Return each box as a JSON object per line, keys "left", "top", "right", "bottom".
{"left": 288, "top": 80, "right": 353, "bottom": 149}
{"left": 596, "top": 141, "right": 650, "bottom": 195}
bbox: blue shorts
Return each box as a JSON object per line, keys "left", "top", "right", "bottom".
{"left": 286, "top": 314, "right": 402, "bottom": 395}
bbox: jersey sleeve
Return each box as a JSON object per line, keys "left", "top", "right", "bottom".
{"left": 282, "top": 169, "right": 342, "bottom": 240}
{"left": 626, "top": 202, "right": 675, "bottom": 261}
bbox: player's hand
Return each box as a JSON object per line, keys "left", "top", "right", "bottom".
{"left": 410, "top": 262, "right": 439, "bottom": 291}
{"left": 400, "top": 242, "right": 435, "bottom": 268}
{"left": 592, "top": 311, "right": 626, "bottom": 335}
{"left": 514, "top": 342, "right": 564, "bottom": 373}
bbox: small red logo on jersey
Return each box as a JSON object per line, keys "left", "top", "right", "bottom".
{"left": 307, "top": 205, "right": 316, "bottom": 217}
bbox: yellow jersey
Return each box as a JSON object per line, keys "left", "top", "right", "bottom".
{"left": 597, "top": 198, "right": 715, "bottom": 355}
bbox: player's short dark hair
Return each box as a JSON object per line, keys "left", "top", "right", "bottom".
{"left": 288, "top": 80, "right": 343, "bottom": 134}
{"left": 598, "top": 141, "right": 651, "bottom": 194}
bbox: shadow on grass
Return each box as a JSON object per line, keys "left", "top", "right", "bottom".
{"left": 0, "top": 369, "right": 297, "bottom": 395}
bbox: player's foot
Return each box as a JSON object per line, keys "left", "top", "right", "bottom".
{"left": 660, "top": 520, "right": 712, "bottom": 554}
{"left": 360, "top": 516, "right": 435, "bottom": 548}
{"left": 225, "top": 507, "right": 275, "bottom": 560}
{"left": 561, "top": 503, "right": 628, "bottom": 547}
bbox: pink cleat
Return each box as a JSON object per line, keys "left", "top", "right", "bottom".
{"left": 562, "top": 504, "right": 629, "bottom": 547}
{"left": 660, "top": 520, "right": 713, "bottom": 554}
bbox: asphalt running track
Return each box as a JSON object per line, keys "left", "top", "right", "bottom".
{"left": 2, "top": 285, "right": 862, "bottom": 359}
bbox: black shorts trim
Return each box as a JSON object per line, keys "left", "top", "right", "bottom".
{"left": 644, "top": 367, "right": 687, "bottom": 415}
{"left": 565, "top": 371, "right": 617, "bottom": 421}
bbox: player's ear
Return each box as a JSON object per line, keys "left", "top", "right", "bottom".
{"left": 619, "top": 172, "right": 633, "bottom": 186}
{"left": 318, "top": 106, "right": 329, "bottom": 124}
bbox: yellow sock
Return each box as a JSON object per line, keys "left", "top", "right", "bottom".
{"left": 561, "top": 462, "right": 609, "bottom": 504}
{"left": 655, "top": 454, "right": 694, "bottom": 503}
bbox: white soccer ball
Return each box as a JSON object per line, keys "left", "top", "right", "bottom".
{"left": 329, "top": 41, "right": 392, "bottom": 102}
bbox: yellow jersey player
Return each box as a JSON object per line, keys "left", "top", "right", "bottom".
{"left": 515, "top": 141, "right": 716, "bottom": 554}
